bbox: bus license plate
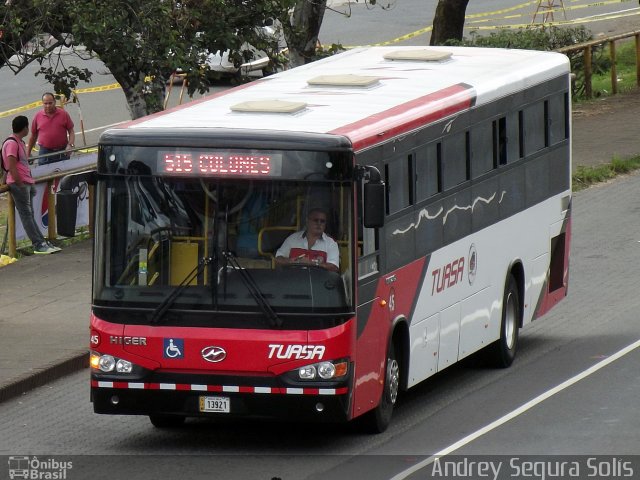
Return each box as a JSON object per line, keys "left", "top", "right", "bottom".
{"left": 199, "top": 396, "right": 230, "bottom": 413}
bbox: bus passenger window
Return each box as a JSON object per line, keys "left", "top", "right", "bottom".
{"left": 548, "top": 92, "right": 568, "bottom": 146}
{"left": 385, "top": 156, "right": 412, "bottom": 215}
{"left": 523, "top": 102, "right": 546, "bottom": 155}
{"left": 442, "top": 131, "right": 468, "bottom": 190}
{"left": 494, "top": 117, "right": 508, "bottom": 166}
{"left": 415, "top": 143, "right": 439, "bottom": 202}
{"left": 471, "top": 121, "right": 494, "bottom": 177}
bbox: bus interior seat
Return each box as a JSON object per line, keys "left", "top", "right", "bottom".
{"left": 258, "top": 226, "right": 297, "bottom": 267}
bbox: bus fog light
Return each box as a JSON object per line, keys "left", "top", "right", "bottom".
{"left": 299, "top": 366, "right": 316, "bottom": 379}
{"left": 90, "top": 353, "right": 101, "bottom": 369}
{"left": 111, "top": 395, "right": 120, "bottom": 405}
{"left": 315, "top": 402, "right": 324, "bottom": 412}
{"left": 116, "top": 359, "right": 133, "bottom": 373}
{"left": 98, "top": 355, "right": 116, "bottom": 372}
{"left": 318, "top": 362, "right": 336, "bottom": 379}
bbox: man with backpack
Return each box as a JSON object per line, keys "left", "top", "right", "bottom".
{"left": 2, "top": 115, "right": 60, "bottom": 254}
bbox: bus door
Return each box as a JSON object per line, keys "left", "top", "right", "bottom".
{"left": 353, "top": 185, "right": 389, "bottom": 417}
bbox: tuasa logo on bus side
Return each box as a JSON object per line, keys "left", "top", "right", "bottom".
{"left": 431, "top": 256, "right": 465, "bottom": 295}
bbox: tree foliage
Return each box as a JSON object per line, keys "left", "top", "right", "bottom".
{"left": 0, "top": 0, "right": 294, "bottom": 119}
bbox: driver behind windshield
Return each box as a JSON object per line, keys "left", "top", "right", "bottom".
{"left": 275, "top": 207, "right": 339, "bottom": 272}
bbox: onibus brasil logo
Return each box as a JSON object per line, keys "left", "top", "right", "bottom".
{"left": 8, "top": 456, "right": 72, "bottom": 479}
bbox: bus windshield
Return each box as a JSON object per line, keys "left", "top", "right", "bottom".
{"left": 92, "top": 171, "right": 354, "bottom": 327}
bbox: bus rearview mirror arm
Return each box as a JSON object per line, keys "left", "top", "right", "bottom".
{"left": 58, "top": 170, "right": 97, "bottom": 192}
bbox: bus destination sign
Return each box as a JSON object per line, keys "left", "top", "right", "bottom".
{"left": 158, "top": 151, "right": 283, "bottom": 177}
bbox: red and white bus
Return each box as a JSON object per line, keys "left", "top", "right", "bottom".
{"left": 88, "top": 46, "right": 571, "bottom": 432}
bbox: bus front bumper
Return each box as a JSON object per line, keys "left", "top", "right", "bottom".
{"left": 91, "top": 378, "right": 352, "bottom": 423}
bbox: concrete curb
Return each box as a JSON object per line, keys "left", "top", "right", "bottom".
{"left": 0, "top": 351, "right": 88, "bottom": 404}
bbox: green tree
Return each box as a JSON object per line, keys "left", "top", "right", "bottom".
{"left": 0, "top": 0, "right": 292, "bottom": 119}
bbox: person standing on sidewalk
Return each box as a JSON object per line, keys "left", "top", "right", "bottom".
{"left": 26, "top": 92, "right": 75, "bottom": 165}
{"left": 3, "top": 115, "right": 60, "bottom": 254}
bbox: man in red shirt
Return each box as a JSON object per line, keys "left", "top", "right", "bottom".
{"left": 3, "top": 115, "right": 60, "bottom": 254}
{"left": 27, "top": 92, "right": 75, "bottom": 165}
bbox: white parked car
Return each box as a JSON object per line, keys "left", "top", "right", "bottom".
{"left": 205, "top": 27, "right": 275, "bottom": 76}
{"left": 203, "top": 23, "right": 284, "bottom": 77}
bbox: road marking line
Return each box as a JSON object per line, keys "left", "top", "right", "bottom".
{"left": 390, "top": 337, "right": 640, "bottom": 480}
{"left": 79, "top": 120, "right": 127, "bottom": 134}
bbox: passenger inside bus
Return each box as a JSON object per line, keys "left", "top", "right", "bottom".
{"left": 274, "top": 207, "right": 340, "bottom": 272}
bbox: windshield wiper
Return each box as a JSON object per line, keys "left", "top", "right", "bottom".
{"left": 149, "top": 257, "right": 213, "bottom": 324}
{"left": 222, "top": 251, "right": 283, "bottom": 328}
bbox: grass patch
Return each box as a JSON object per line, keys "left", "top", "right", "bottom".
{"left": 572, "top": 155, "right": 640, "bottom": 191}
{"left": 588, "top": 39, "right": 639, "bottom": 98}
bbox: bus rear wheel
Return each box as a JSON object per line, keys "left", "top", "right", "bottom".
{"left": 149, "top": 414, "right": 186, "bottom": 428}
{"left": 489, "top": 274, "right": 520, "bottom": 368}
{"left": 360, "top": 342, "right": 400, "bottom": 433}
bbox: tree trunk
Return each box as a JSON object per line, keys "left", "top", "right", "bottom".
{"left": 430, "top": 0, "right": 469, "bottom": 46}
{"left": 285, "top": 0, "right": 327, "bottom": 68}
{"left": 110, "top": 72, "right": 148, "bottom": 120}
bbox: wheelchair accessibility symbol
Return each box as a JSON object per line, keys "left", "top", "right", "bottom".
{"left": 163, "top": 338, "right": 184, "bottom": 359}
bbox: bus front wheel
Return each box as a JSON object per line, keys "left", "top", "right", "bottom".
{"left": 489, "top": 274, "right": 520, "bottom": 368}
{"left": 360, "top": 342, "right": 400, "bottom": 433}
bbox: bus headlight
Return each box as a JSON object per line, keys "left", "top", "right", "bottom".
{"left": 116, "top": 359, "right": 133, "bottom": 373}
{"left": 297, "top": 360, "right": 348, "bottom": 381}
{"left": 98, "top": 354, "right": 116, "bottom": 372}
{"left": 299, "top": 365, "right": 316, "bottom": 379}
{"left": 91, "top": 352, "right": 136, "bottom": 374}
{"left": 317, "top": 362, "right": 336, "bottom": 379}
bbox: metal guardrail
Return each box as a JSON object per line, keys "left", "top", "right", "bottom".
{"left": 1, "top": 146, "right": 97, "bottom": 257}
{"left": 556, "top": 30, "right": 640, "bottom": 99}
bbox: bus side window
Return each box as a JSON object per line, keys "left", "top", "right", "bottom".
{"left": 471, "top": 121, "right": 495, "bottom": 177}
{"left": 523, "top": 101, "right": 546, "bottom": 155}
{"left": 415, "top": 142, "right": 439, "bottom": 202}
{"left": 494, "top": 117, "right": 508, "bottom": 166}
{"left": 357, "top": 179, "right": 379, "bottom": 279}
{"left": 385, "top": 155, "right": 413, "bottom": 215}
{"left": 547, "top": 92, "right": 569, "bottom": 146}
{"left": 441, "top": 131, "right": 468, "bottom": 190}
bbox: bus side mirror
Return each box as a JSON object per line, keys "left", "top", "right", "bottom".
{"left": 364, "top": 182, "right": 385, "bottom": 228}
{"left": 56, "top": 170, "right": 96, "bottom": 237}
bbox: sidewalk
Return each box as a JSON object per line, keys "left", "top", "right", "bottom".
{"left": 0, "top": 240, "right": 91, "bottom": 402}
{"left": 1, "top": 90, "right": 639, "bottom": 404}
{"left": 572, "top": 89, "right": 640, "bottom": 166}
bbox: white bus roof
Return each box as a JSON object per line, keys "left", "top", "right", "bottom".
{"left": 125, "top": 46, "right": 569, "bottom": 150}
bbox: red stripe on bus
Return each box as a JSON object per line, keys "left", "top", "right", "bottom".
{"left": 330, "top": 83, "right": 475, "bottom": 151}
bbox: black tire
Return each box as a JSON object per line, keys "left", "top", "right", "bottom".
{"left": 360, "top": 341, "right": 400, "bottom": 434}
{"left": 149, "top": 414, "right": 186, "bottom": 428}
{"left": 489, "top": 274, "right": 520, "bottom": 368}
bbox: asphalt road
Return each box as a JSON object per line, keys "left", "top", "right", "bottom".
{"left": 322, "top": 0, "right": 640, "bottom": 47}
{"left": 1, "top": 171, "right": 640, "bottom": 479}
